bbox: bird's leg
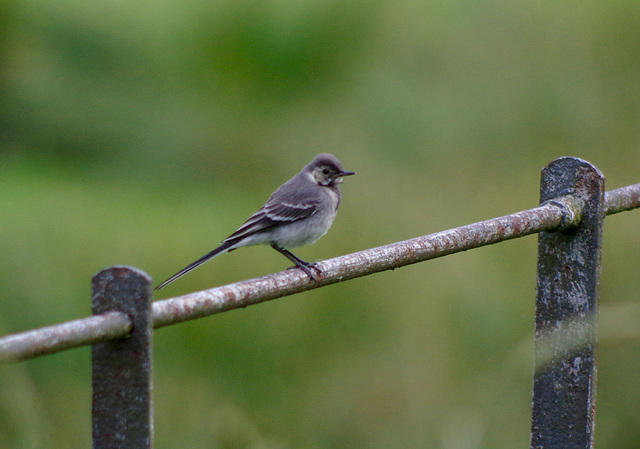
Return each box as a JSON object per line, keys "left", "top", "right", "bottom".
{"left": 270, "top": 242, "right": 321, "bottom": 281}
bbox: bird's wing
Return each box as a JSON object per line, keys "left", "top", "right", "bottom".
{"left": 264, "top": 200, "right": 318, "bottom": 221}
{"left": 222, "top": 199, "right": 319, "bottom": 243}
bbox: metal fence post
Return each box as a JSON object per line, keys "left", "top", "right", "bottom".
{"left": 92, "top": 266, "right": 154, "bottom": 449}
{"left": 531, "top": 157, "right": 605, "bottom": 449}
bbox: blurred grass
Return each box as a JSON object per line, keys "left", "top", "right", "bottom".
{"left": 1, "top": 0, "right": 640, "bottom": 447}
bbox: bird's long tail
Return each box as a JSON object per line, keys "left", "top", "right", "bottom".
{"left": 154, "top": 240, "right": 237, "bottom": 290}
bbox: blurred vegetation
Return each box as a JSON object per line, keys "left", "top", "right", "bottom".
{"left": 1, "top": 0, "right": 640, "bottom": 447}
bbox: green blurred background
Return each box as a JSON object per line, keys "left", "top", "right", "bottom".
{"left": 1, "top": 0, "right": 639, "bottom": 447}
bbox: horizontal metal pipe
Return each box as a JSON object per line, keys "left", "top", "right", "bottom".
{"left": 0, "top": 312, "right": 131, "bottom": 364}
{"left": 0, "top": 182, "right": 638, "bottom": 363}
{"left": 604, "top": 183, "right": 640, "bottom": 216}
{"left": 151, "top": 197, "right": 579, "bottom": 328}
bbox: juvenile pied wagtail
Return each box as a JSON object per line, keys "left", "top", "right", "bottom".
{"left": 155, "top": 153, "right": 355, "bottom": 290}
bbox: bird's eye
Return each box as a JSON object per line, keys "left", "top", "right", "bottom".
{"left": 322, "top": 168, "right": 330, "bottom": 175}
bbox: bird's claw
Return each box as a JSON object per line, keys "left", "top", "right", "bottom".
{"left": 288, "top": 261, "right": 322, "bottom": 281}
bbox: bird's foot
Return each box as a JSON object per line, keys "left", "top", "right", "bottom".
{"left": 288, "top": 261, "right": 322, "bottom": 281}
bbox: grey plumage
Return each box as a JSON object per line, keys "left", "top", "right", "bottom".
{"left": 155, "top": 153, "right": 354, "bottom": 290}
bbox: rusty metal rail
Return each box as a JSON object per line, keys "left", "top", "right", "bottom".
{"left": 1, "top": 177, "right": 637, "bottom": 363}
{"left": 0, "top": 157, "right": 638, "bottom": 449}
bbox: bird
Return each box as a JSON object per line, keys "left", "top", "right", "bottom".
{"left": 155, "top": 153, "right": 355, "bottom": 290}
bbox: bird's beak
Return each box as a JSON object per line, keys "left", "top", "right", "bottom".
{"left": 338, "top": 170, "right": 356, "bottom": 177}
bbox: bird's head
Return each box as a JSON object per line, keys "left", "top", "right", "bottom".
{"left": 307, "top": 153, "right": 356, "bottom": 186}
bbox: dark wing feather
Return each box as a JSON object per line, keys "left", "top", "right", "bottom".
{"left": 264, "top": 200, "right": 318, "bottom": 221}
{"left": 222, "top": 200, "right": 319, "bottom": 243}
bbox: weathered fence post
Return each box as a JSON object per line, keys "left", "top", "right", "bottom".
{"left": 531, "top": 158, "right": 605, "bottom": 449}
{"left": 92, "top": 266, "right": 154, "bottom": 449}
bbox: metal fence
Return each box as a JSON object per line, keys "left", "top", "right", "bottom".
{"left": 1, "top": 157, "right": 639, "bottom": 449}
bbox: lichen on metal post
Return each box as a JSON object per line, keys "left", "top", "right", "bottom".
{"left": 92, "top": 266, "right": 154, "bottom": 449}
{"left": 531, "top": 158, "right": 605, "bottom": 449}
